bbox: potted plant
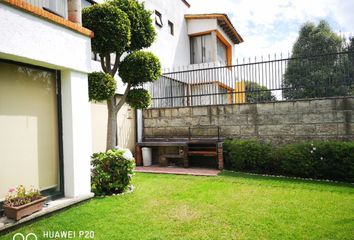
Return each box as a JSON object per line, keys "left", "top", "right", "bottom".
{"left": 3, "top": 185, "right": 47, "bottom": 221}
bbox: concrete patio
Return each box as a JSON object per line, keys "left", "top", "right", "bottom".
{"left": 135, "top": 166, "right": 220, "bottom": 176}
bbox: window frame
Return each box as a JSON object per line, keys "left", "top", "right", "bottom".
{"left": 168, "top": 20, "right": 174, "bottom": 36}
{"left": 215, "top": 31, "right": 232, "bottom": 66}
{"left": 155, "top": 10, "right": 163, "bottom": 27}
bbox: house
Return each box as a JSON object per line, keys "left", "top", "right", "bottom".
{"left": 145, "top": 11, "right": 245, "bottom": 107}
{"left": 0, "top": 0, "right": 242, "bottom": 214}
{"left": 88, "top": 0, "right": 244, "bottom": 150}
{"left": 0, "top": 0, "right": 93, "bottom": 206}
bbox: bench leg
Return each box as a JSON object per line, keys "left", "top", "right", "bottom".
{"left": 159, "top": 156, "right": 168, "bottom": 167}
{"left": 183, "top": 147, "right": 189, "bottom": 168}
{"left": 135, "top": 145, "right": 142, "bottom": 166}
{"left": 217, "top": 143, "right": 224, "bottom": 170}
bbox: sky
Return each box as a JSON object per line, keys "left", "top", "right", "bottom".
{"left": 188, "top": 0, "right": 354, "bottom": 59}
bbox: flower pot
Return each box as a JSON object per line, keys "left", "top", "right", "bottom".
{"left": 3, "top": 197, "right": 47, "bottom": 221}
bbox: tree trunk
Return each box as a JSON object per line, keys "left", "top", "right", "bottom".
{"left": 106, "top": 98, "right": 118, "bottom": 151}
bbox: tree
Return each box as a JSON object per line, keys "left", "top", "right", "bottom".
{"left": 348, "top": 37, "right": 354, "bottom": 63}
{"left": 82, "top": 0, "right": 161, "bottom": 150}
{"left": 282, "top": 20, "right": 353, "bottom": 99}
{"left": 244, "top": 81, "right": 275, "bottom": 103}
{"left": 347, "top": 37, "right": 354, "bottom": 95}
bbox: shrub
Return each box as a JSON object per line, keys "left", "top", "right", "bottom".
{"left": 119, "top": 51, "right": 161, "bottom": 86}
{"left": 224, "top": 140, "right": 354, "bottom": 182}
{"left": 88, "top": 72, "right": 117, "bottom": 102}
{"left": 276, "top": 141, "right": 354, "bottom": 182}
{"left": 82, "top": 3, "right": 130, "bottom": 55}
{"left": 126, "top": 88, "right": 151, "bottom": 109}
{"left": 109, "top": 0, "right": 156, "bottom": 51}
{"left": 91, "top": 149, "right": 135, "bottom": 196}
{"left": 276, "top": 143, "right": 317, "bottom": 178}
{"left": 223, "top": 140, "right": 275, "bottom": 174}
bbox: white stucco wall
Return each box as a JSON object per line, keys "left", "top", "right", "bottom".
{"left": 187, "top": 19, "right": 217, "bottom": 35}
{"left": 91, "top": 99, "right": 136, "bottom": 153}
{"left": 0, "top": 4, "right": 93, "bottom": 198}
{"left": 144, "top": 0, "right": 191, "bottom": 69}
{"left": 0, "top": 3, "right": 91, "bottom": 73}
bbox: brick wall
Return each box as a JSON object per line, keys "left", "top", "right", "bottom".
{"left": 142, "top": 97, "right": 354, "bottom": 144}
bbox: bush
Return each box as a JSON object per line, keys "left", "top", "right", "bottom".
{"left": 82, "top": 3, "right": 131, "bottom": 55}
{"left": 119, "top": 51, "right": 161, "bottom": 86}
{"left": 126, "top": 88, "right": 151, "bottom": 109}
{"left": 276, "top": 141, "right": 354, "bottom": 182}
{"left": 109, "top": 0, "right": 156, "bottom": 51}
{"left": 91, "top": 149, "right": 135, "bottom": 196}
{"left": 223, "top": 140, "right": 276, "bottom": 174}
{"left": 224, "top": 140, "right": 354, "bottom": 182}
{"left": 88, "top": 72, "right": 117, "bottom": 102}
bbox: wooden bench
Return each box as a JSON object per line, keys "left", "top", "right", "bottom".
{"left": 135, "top": 140, "right": 224, "bottom": 170}
{"left": 135, "top": 141, "right": 188, "bottom": 167}
{"left": 159, "top": 154, "right": 188, "bottom": 168}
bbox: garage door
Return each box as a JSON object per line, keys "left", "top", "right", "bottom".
{"left": 0, "top": 61, "right": 60, "bottom": 200}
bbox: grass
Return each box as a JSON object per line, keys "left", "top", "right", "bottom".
{"left": 1, "top": 172, "right": 354, "bottom": 240}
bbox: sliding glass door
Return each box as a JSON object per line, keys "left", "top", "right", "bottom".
{"left": 0, "top": 61, "right": 62, "bottom": 200}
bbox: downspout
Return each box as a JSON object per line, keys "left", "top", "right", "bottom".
{"left": 68, "top": 0, "right": 82, "bottom": 24}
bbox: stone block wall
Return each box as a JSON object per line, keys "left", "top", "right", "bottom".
{"left": 142, "top": 97, "right": 354, "bottom": 144}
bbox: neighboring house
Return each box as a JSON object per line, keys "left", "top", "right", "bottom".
{"left": 145, "top": 11, "right": 245, "bottom": 107}
{"left": 0, "top": 0, "right": 93, "bottom": 202}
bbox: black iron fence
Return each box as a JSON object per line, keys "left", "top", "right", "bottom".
{"left": 144, "top": 51, "right": 354, "bottom": 108}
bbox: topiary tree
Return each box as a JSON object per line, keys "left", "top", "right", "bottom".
{"left": 82, "top": 0, "right": 161, "bottom": 150}
{"left": 282, "top": 20, "right": 353, "bottom": 99}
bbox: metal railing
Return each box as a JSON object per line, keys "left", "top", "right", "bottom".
{"left": 145, "top": 51, "right": 354, "bottom": 108}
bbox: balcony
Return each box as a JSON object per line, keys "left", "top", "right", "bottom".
{"left": 25, "top": 0, "right": 67, "bottom": 19}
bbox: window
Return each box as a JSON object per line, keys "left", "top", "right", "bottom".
{"left": 0, "top": 61, "right": 62, "bottom": 200}
{"left": 217, "top": 38, "right": 228, "bottom": 64}
{"left": 168, "top": 21, "right": 174, "bottom": 35}
{"left": 42, "top": 0, "right": 67, "bottom": 18}
{"left": 155, "top": 10, "right": 163, "bottom": 27}
{"left": 190, "top": 34, "right": 213, "bottom": 64}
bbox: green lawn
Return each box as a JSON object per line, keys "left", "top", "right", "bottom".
{"left": 2, "top": 172, "right": 354, "bottom": 240}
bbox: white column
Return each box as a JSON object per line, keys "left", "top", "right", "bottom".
{"left": 61, "top": 70, "right": 92, "bottom": 198}
{"left": 137, "top": 110, "right": 143, "bottom": 142}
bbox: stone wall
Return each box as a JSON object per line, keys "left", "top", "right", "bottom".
{"left": 142, "top": 97, "right": 354, "bottom": 144}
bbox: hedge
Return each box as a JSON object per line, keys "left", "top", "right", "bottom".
{"left": 223, "top": 140, "right": 354, "bottom": 182}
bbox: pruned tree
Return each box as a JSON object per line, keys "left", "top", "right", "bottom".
{"left": 82, "top": 0, "right": 161, "bottom": 150}
{"left": 282, "top": 20, "right": 353, "bottom": 99}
